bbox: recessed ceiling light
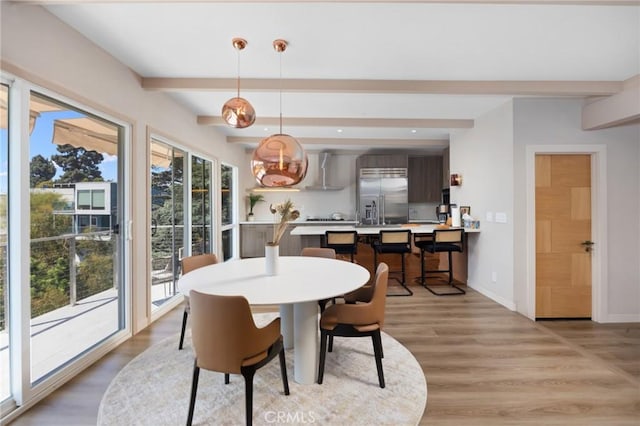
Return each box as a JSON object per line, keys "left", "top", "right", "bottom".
{"left": 337, "top": 129, "right": 343, "bottom": 133}
{"left": 264, "top": 127, "right": 269, "bottom": 131}
{"left": 411, "top": 129, "right": 417, "bottom": 133}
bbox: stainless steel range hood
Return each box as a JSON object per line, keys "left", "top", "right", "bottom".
{"left": 305, "top": 152, "right": 344, "bottom": 191}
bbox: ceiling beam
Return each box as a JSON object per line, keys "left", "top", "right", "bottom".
{"left": 143, "top": 78, "right": 622, "bottom": 96}
{"left": 228, "top": 136, "right": 449, "bottom": 147}
{"left": 582, "top": 75, "right": 640, "bottom": 130}
{"left": 197, "top": 116, "right": 473, "bottom": 129}
{"left": 16, "top": 1, "right": 640, "bottom": 5}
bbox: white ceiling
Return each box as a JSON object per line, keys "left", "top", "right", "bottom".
{"left": 43, "top": 1, "right": 640, "bottom": 153}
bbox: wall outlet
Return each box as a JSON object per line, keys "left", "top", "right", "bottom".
{"left": 491, "top": 271, "right": 497, "bottom": 282}
{"left": 495, "top": 212, "right": 508, "bottom": 223}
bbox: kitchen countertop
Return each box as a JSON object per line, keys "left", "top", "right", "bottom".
{"left": 291, "top": 224, "right": 481, "bottom": 236}
{"left": 240, "top": 220, "right": 358, "bottom": 225}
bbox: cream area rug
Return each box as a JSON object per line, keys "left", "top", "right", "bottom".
{"left": 98, "top": 313, "right": 427, "bottom": 426}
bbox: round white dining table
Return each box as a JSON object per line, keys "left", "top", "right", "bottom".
{"left": 177, "top": 256, "right": 370, "bottom": 384}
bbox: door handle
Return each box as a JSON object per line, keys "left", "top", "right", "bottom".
{"left": 581, "top": 240, "right": 595, "bottom": 253}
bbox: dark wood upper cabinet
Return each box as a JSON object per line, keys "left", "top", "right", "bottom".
{"left": 356, "top": 154, "right": 408, "bottom": 170}
{"left": 408, "top": 156, "right": 443, "bottom": 203}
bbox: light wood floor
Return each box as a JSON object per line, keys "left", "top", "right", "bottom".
{"left": 8, "top": 286, "right": 640, "bottom": 426}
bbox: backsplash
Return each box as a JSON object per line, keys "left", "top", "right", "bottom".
{"left": 409, "top": 202, "right": 440, "bottom": 221}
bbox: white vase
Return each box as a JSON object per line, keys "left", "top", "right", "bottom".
{"left": 265, "top": 244, "right": 279, "bottom": 276}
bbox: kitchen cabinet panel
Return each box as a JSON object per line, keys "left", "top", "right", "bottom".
{"left": 408, "top": 156, "right": 442, "bottom": 203}
{"left": 356, "top": 154, "right": 408, "bottom": 169}
{"left": 240, "top": 224, "right": 301, "bottom": 258}
{"left": 442, "top": 147, "right": 450, "bottom": 189}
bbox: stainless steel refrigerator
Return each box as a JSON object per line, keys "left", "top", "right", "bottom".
{"left": 358, "top": 168, "right": 408, "bottom": 225}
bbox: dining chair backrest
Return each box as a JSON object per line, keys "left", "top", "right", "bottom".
{"left": 301, "top": 247, "right": 336, "bottom": 259}
{"left": 181, "top": 253, "right": 218, "bottom": 275}
{"left": 370, "top": 263, "right": 390, "bottom": 327}
{"left": 189, "top": 290, "right": 278, "bottom": 374}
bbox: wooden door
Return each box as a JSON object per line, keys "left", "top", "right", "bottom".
{"left": 535, "top": 154, "right": 592, "bottom": 318}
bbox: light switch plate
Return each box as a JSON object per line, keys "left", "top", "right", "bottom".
{"left": 486, "top": 212, "right": 494, "bottom": 222}
{"left": 495, "top": 212, "right": 508, "bottom": 223}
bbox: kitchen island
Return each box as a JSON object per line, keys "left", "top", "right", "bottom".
{"left": 291, "top": 224, "right": 480, "bottom": 286}
{"left": 290, "top": 223, "right": 481, "bottom": 236}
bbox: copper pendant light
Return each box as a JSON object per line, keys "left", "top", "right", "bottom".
{"left": 251, "top": 39, "right": 308, "bottom": 187}
{"left": 221, "top": 37, "right": 256, "bottom": 128}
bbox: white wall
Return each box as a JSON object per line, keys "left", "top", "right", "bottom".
{"left": 452, "top": 97, "right": 640, "bottom": 321}
{"left": 1, "top": 4, "right": 248, "bottom": 331}
{"left": 513, "top": 98, "right": 640, "bottom": 321}
{"left": 450, "top": 101, "right": 516, "bottom": 309}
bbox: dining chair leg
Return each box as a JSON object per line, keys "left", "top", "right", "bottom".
{"left": 242, "top": 368, "right": 256, "bottom": 426}
{"left": 373, "top": 248, "right": 378, "bottom": 275}
{"left": 420, "top": 249, "right": 426, "bottom": 286}
{"left": 328, "top": 334, "right": 334, "bottom": 352}
{"left": 278, "top": 347, "right": 290, "bottom": 395}
{"left": 317, "top": 330, "right": 328, "bottom": 384}
{"left": 224, "top": 373, "right": 230, "bottom": 384}
{"left": 186, "top": 361, "right": 200, "bottom": 426}
{"left": 372, "top": 330, "right": 385, "bottom": 389}
{"left": 179, "top": 309, "right": 188, "bottom": 350}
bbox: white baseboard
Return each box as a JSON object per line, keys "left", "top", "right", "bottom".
{"left": 600, "top": 313, "right": 640, "bottom": 323}
{"left": 469, "top": 283, "right": 517, "bottom": 311}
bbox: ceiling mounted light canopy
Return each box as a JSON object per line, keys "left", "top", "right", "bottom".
{"left": 251, "top": 39, "right": 307, "bottom": 187}
{"left": 221, "top": 37, "right": 256, "bottom": 128}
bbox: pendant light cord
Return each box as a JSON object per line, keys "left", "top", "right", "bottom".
{"left": 278, "top": 49, "right": 283, "bottom": 134}
{"left": 236, "top": 48, "right": 241, "bottom": 99}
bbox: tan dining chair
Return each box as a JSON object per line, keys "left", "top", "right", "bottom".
{"left": 317, "top": 262, "right": 389, "bottom": 388}
{"left": 300, "top": 247, "right": 337, "bottom": 312}
{"left": 342, "top": 256, "right": 383, "bottom": 305}
{"left": 179, "top": 253, "right": 219, "bottom": 350}
{"left": 186, "top": 290, "right": 289, "bottom": 426}
{"left": 414, "top": 229, "right": 465, "bottom": 296}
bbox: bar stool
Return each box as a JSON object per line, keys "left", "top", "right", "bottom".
{"left": 324, "top": 230, "right": 358, "bottom": 263}
{"left": 414, "top": 228, "right": 465, "bottom": 296}
{"left": 371, "top": 229, "right": 413, "bottom": 296}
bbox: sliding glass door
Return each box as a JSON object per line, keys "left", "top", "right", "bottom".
{"left": 28, "top": 92, "right": 125, "bottom": 384}
{"left": 0, "top": 83, "right": 10, "bottom": 403}
{"left": 191, "top": 155, "right": 212, "bottom": 257}
{"left": 150, "top": 138, "right": 185, "bottom": 309}
{"left": 221, "top": 163, "right": 237, "bottom": 261}
{"left": 150, "top": 138, "right": 216, "bottom": 309}
{"left": 0, "top": 76, "right": 129, "bottom": 416}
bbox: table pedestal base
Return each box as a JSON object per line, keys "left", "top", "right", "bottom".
{"left": 279, "top": 302, "right": 319, "bottom": 384}
{"left": 293, "top": 301, "right": 319, "bottom": 384}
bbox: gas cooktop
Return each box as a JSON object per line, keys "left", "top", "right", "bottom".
{"left": 305, "top": 218, "right": 345, "bottom": 222}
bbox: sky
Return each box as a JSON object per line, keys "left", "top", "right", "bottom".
{"left": 0, "top": 108, "right": 118, "bottom": 194}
